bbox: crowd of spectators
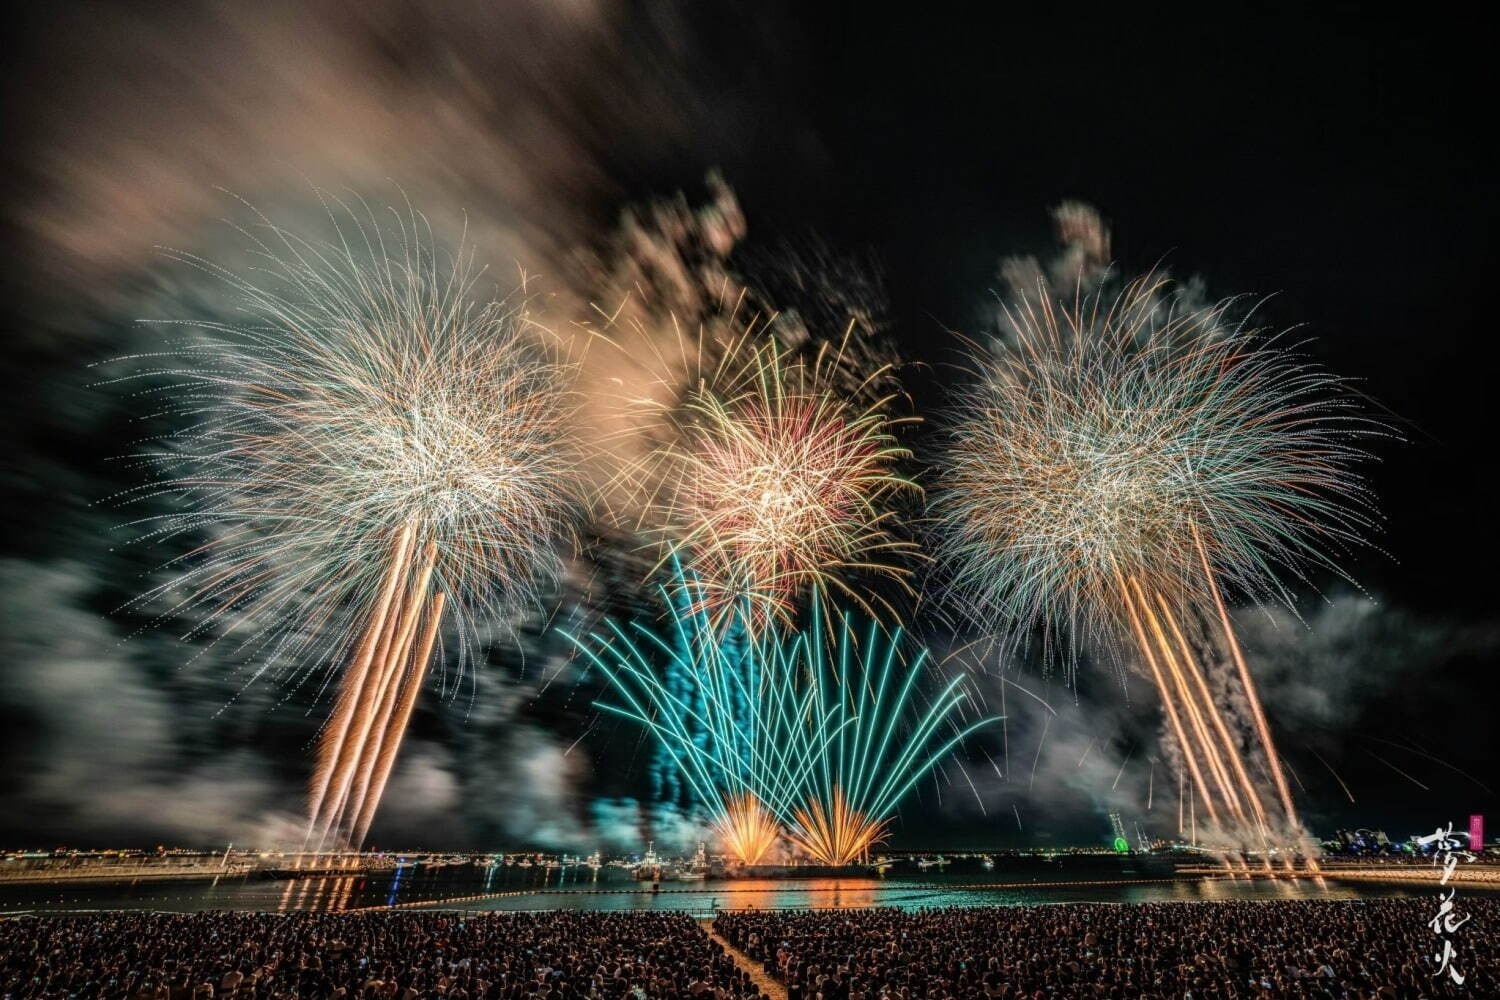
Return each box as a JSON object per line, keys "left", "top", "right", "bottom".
{"left": 0, "top": 910, "right": 765, "bottom": 999}
{"left": 715, "top": 898, "right": 1498, "bottom": 999}
{"left": 4, "top": 898, "right": 1495, "bottom": 999}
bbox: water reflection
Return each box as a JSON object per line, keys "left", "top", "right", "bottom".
{"left": 0, "top": 858, "right": 1453, "bottom": 915}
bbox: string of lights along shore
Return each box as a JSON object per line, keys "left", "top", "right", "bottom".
{"left": 119, "top": 195, "right": 1383, "bottom": 868}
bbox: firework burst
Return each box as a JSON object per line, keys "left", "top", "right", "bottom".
{"left": 936, "top": 272, "right": 1381, "bottom": 858}
{"left": 619, "top": 324, "right": 919, "bottom": 630}
{"left": 110, "top": 197, "right": 583, "bottom": 848}
{"left": 936, "top": 274, "right": 1378, "bottom": 657}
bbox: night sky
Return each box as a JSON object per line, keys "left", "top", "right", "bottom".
{"left": 1, "top": 4, "right": 1492, "bottom": 852}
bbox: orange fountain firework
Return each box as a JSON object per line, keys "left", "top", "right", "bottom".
{"left": 787, "top": 787, "right": 889, "bottom": 867}
{"left": 718, "top": 793, "right": 781, "bottom": 867}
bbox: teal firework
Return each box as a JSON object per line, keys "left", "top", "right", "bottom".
{"left": 568, "top": 568, "right": 998, "bottom": 864}
{"left": 570, "top": 572, "right": 827, "bottom": 830}
{"left": 787, "top": 615, "right": 997, "bottom": 864}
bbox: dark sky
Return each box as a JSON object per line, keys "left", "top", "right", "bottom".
{"left": 1, "top": 3, "right": 1493, "bottom": 852}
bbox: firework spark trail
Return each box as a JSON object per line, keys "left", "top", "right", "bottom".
{"left": 1306, "top": 745, "right": 1356, "bottom": 804}
{"left": 1131, "top": 580, "right": 1292, "bottom": 853}
{"left": 1000, "top": 674, "right": 1008, "bottom": 779}
{"left": 1077, "top": 738, "right": 1097, "bottom": 769}
{"left": 937, "top": 268, "right": 1380, "bottom": 859}
{"left": 955, "top": 755, "right": 987, "bottom": 816}
{"left": 111, "top": 199, "right": 583, "bottom": 850}
{"left": 1198, "top": 530, "right": 1294, "bottom": 831}
{"left": 718, "top": 793, "right": 782, "bottom": 866}
{"left": 317, "top": 541, "right": 439, "bottom": 849}
{"left": 1281, "top": 756, "right": 1307, "bottom": 794}
{"left": 1119, "top": 575, "right": 1221, "bottom": 827}
{"left": 613, "top": 320, "right": 919, "bottom": 633}
{"left": 980, "top": 745, "right": 1003, "bottom": 781}
{"left": 351, "top": 590, "right": 446, "bottom": 848}
{"left": 1178, "top": 769, "right": 1184, "bottom": 835}
{"left": 1138, "top": 597, "right": 1244, "bottom": 823}
{"left": 1029, "top": 715, "right": 1050, "bottom": 793}
{"left": 1371, "top": 736, "right": 1495, "bottom": 795}
{"left": 1365, "top": 749, "right": 1430, "bottom": 790}
{"left": 1111, "top": 743, "right": 1135, "bottom": 792}
{"left": 1124, "top": 496, "right": 1302, "bottom": 856}
{"left": 307, "top": 524, "right": 416, "bottom": 827}
{"left": 1154, "top": 592, "right": 1268, "bottom": 830}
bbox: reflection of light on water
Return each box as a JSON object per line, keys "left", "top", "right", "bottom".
{"left": 1164, "top": 879, "right": 1196, "bottom": 901}
{"left": 769, "top": 879, "right": 884, "bottom": 910}
{"left": 377, "top": 875, "right": 1207, "bottom": 914}
{"left": 334, "top": 876, "right": 355, "bottom": 911}
{"left": 0, "top": 862, "right": 1446, "bottom": 914}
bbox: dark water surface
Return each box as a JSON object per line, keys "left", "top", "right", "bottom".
{"left": 0, "top": 857, "right": 1453, "bottom": 915}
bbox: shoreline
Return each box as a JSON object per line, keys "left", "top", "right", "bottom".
{"left": 0, "top": 866, "right": 254, "bottom": 886}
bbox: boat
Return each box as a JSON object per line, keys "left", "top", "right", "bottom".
{"left": 633, "top": 842, "right": 664, "bottom": 882}
{"left": 677, "top": 843, "right": 711, "bottom": 881}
